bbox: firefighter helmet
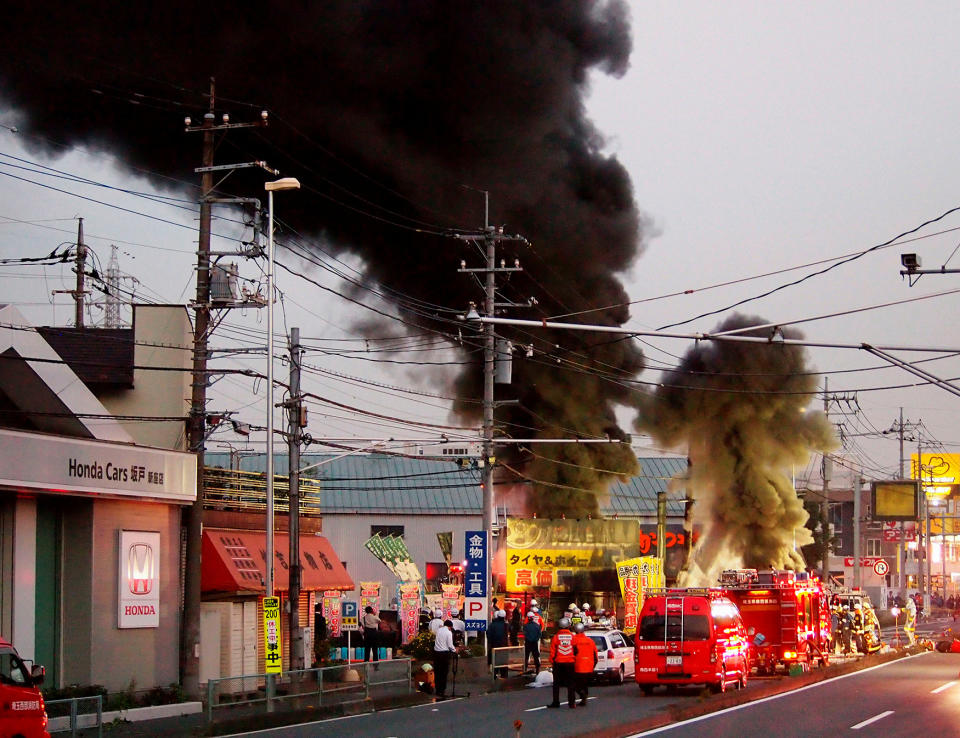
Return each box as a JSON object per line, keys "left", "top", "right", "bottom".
{"left": 530, "top": 599, "right": 539, "bottom": 606}
{"left": 559, "top": 617, "right": 572, "bottom": 629}
{"left": 574, "top": 623, "right": 585, "bottom": 633}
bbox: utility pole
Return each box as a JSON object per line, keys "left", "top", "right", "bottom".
{"left": 853, "top": 472, "right": 863, "bottom": 591}
{"left": 287, "top": 327, "right": 305, "bottom": 670}
{"left": 820, "top": 378, "right": 832, "bottom": 584}
{"left": 182, "top": 80, "right": 274, "bottom": 698}
{"left": 456, "top": 197, "right": 526, "bottom": 602}
{"left": 819, "top": 379, "right": 857, "bottom": 585}
{"left": 74, "top": 217, "right": 86, "bottom": 327}
{"left": 919, "top": 436, "right": 931, "bottom": 614}
{"left": 889, "top": 408, "right": 920, "bottom": 593}
{"left": 181, "top": 82, "right": 216, "bottom": 699}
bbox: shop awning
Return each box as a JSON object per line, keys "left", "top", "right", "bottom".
{"left": 202, "top": 528, "right": 354, "bottom": 594}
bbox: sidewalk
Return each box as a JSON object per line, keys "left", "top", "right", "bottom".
{"left": 58, "top": 656, "right": 528, "bottom": 737}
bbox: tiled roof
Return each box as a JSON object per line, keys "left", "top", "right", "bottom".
{"left": 205, "top": 453, "right": 688, "bottom": 517}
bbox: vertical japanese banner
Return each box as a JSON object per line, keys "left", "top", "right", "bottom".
{"left": 262, "top": 595, "right": 283, "bottom": 673}
{"left": 463, "top": 530, "right": 489, "bottom": 631}
{"left": 360, "top": 581, "right": 381, "bottom": 614}
{"left": 616, "top": 558, "right": 642, "bottom": 636}
{"left": 399, "top": 582, "right": 421, "bottom": 644}
{"left": 441, "top": 583, "right": 461, "bottom": 619}
{"left": 322, "top": 590, "right": 343, "bottom": 638}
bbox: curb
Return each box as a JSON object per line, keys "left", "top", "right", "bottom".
{"left": 48, "top": 701, "right": 203, "bottom": 732}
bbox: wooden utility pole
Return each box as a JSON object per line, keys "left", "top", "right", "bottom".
{"left": 181, "top": 78, "right": 216, "bottom": 700}
{"left": 181, "top": 82, "right": 274, "bottom": 698}
{"left": 287, "top": 327, "right": 304, "bottom": 669}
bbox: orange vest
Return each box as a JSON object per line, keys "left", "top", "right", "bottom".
{"left": 551, "top": 629, "right": 575, "bottom": 663}
{"left": 573, "top": 633, "right": 598, "bottom": 673}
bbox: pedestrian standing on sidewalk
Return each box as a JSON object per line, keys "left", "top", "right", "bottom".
{"left": 572, "top": 622, "right": 598, "bottom": 707}
{"left": 488, "top": 609, "right": 509, "bottom": 678}
{"left": 547, "top": 617, "right": 577, "bottom": 709}
{"left": 433, "top": 620, "right": 457, "bottom": 699}
{"left": 510, "top": 605, "right": 521, "bottom": 646}
{"left": 523, "top": 611, "right": 542, "bottom": 674}
{"left": 362, "top": 606, "right": 380, "bottom": 663}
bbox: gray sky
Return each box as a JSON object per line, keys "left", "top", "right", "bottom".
{"left": 2, "top": 2, "right": 959, "bottom": 486}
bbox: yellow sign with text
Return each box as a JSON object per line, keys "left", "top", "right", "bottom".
{"left": 262, "top": 595, "right": 282, "bottom": 674}
{"left": 911, "top": 453, "right": 960, "bottom": 499}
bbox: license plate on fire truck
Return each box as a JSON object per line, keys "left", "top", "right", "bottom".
{"left": 666, "top": 655, "right": 682, "bottom": 666}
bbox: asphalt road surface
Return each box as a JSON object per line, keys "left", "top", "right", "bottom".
{"left": 219, "top": 624, "right": 960, "bottom": 738}
{"left": 627, "top": 652, "right": 959, "bottom": 738}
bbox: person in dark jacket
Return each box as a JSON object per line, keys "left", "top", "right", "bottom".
{"left": 487, "top": 609, "right": 509, "bottom": 678}
{"left": 522, "top": 610, "right": 542, "bottom": 673}
{"left": 510, "top": 605, "right": 521, "bottom": 646}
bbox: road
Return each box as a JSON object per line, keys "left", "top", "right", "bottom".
{"left": 219, "top": 621, "right": 960, "bottom": 738}
{"left": 627, "top": 651, "right": 958, "bottom": 737}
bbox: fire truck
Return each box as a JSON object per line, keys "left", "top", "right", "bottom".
{"left": 719, "top": 569, "right": 831, "bottom": 674}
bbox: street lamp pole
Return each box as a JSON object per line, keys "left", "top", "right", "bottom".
{"left": 264, "top": 177, "right": 300, "bottom": 599}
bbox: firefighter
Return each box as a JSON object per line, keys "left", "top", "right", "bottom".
{"left": 852, "top": 602, "right": 865, "bottom": 654}
{"left": 570, "top": 606, "right": 584, "bottom": 628}
{"left": 572, "top": 622, "right": 598, "bottom": 707}
{"left": 830, "top": 603, "right": 841, "bottom": 654}
{"left": 840, "top": 605, "right": 853, "bottom": 654}
{"left": 904, "top": 596, "right": 917, "bottom": 645}
{"left": 547, "top": 617, "right": 577, "bottom": 709}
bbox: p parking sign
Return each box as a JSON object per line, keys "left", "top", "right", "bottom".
{"left": 262, "top": 596, "right": 282, "bottom": 674}
{"left": 341, "top": 600, "right": 359, "bottom": 631}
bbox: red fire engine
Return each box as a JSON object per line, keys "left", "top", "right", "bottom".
{"left": 719, "top": 569, "right": 831, "bottom": 674}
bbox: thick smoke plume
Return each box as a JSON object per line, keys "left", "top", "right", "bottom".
{"left": 2, "top": 2, "right": 645, "bottom": 514}
{"left": 635, "top": 314, "right": 837, "bottom": 585}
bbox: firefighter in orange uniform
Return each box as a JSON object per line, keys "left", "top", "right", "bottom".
{"left": 547, "top": 617, "right": 577, "bottom": 709}
{"left": 572, "top": 622, "right": 598, "bottom": 707}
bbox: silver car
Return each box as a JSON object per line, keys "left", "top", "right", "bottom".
{"left": 585, "top": 628, "right": 635, "bottom": 684}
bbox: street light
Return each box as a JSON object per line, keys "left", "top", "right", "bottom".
{"left": 264, "top": 177, "right": 300, "bottom": 599}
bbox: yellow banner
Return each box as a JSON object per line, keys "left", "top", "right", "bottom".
{"left": 616, "top": 557, "right": 663, "bottom": 635}
{"left": 262, "top": 595, "right": 282, "bottom": 674}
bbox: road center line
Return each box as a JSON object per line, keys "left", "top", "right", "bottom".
{"left": 851, "top": 710, "right": 894, "bottom": 730}
{"left": 526, "top": 697, "right": 596, "bottom": 712}
{"left": 931, "top": 680, "right": 958, "bottom": 694}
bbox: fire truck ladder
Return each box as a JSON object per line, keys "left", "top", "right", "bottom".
{"left": 780, "top": 595, "right": 798, "bottom": 654}
{"left": 664, "top": 594, "right": 685, "bottom": 674}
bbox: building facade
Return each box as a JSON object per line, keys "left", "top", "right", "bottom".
{"left": 0, "top": 304, "right": 196, "bottom": 691}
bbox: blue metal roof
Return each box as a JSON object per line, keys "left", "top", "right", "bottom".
{"left": 204, "top": 453, "right": 687, "bottom": 517}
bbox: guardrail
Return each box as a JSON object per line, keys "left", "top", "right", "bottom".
{"left": 205, "top": 658, "right": 412, "bottom": 724}
{"left": 490, "top": 645, "right": 526, "bottom": 679}
{"left": 46, "top": 694, "right": 103, "bottom": 737}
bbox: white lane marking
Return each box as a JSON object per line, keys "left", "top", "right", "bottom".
{"left": 624, "top": 651, "right": 930, "bottom": 737}
{"left": 851, "top": 710, "right": 894, "bottom": 730}
{"left": 526, "top": 696, "right": 597, "bottom": 712}
{"left": 219, "top": 695, "right": 461, "bottom": 735}
{"left": 931, "top": 680, "right": 958, "bottom": 694}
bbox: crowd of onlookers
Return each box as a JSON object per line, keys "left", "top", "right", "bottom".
{"left": 886, "top": 590, "right": 960, "bottom": 620}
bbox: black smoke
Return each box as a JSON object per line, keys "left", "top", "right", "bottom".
{"left": 2, "top": 2, "right": 646, "bottom": 513}
{"left": 635, "top": 314, "right": 837, "bottom": 585}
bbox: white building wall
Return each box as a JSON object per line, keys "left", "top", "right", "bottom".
{"left": 98, "top": 305, "right": 192, "bottom": 451}
{"left": 12, "top": 497, "right": 36, "bottom": 660}
{"left": 321, "top": 513, "right": 481, "bottom": 604}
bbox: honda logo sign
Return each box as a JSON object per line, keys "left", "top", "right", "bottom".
{"left": 118, "top": 531, "right": 160, "bottom": 628}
